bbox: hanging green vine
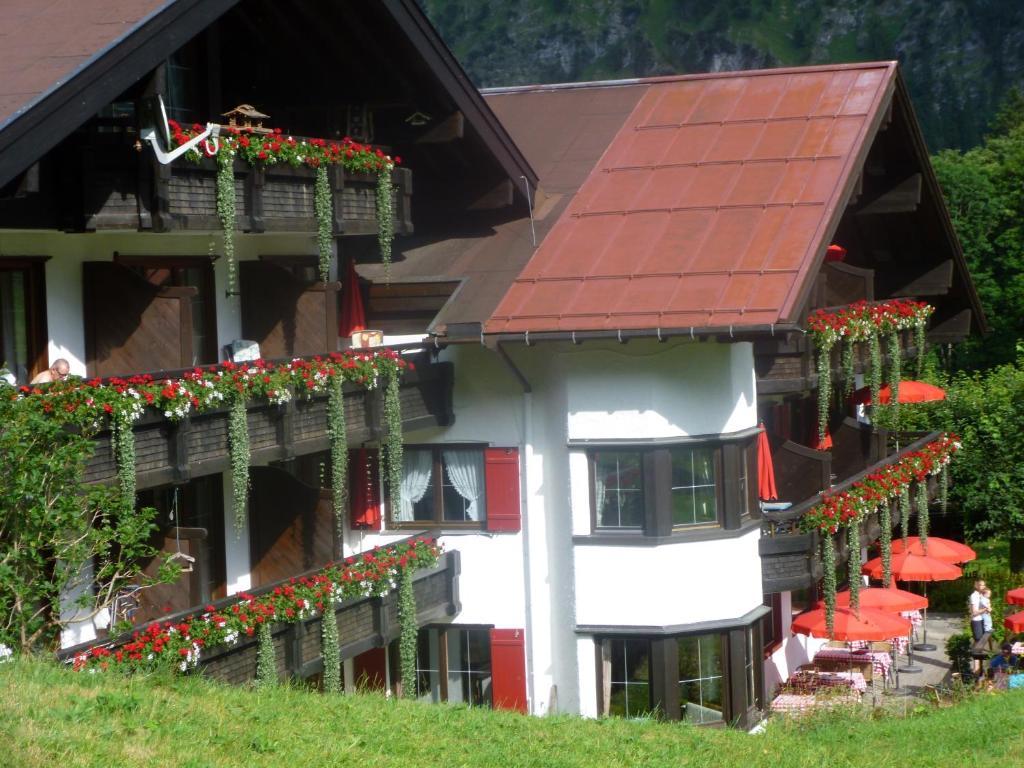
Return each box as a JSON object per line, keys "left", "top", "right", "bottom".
{"left": 879, "top": 502, "right": 893, "bottom": 588}
{"left": 867, "top": 332, "right": 882, "bottom": 418}
{"left": 321, "top": 606, "right": 341, "bottom": 694}
{"left": 111, "top": 410, "right": 136, "bottom": 511}
{"left": 840, "top": 338, "right": 856, "bottom": 399}
{"left": 816, "top": 341, "right": 834, "bottom": 444}
{"left": 375, "top": 168, "right": 394, "bottom": 280}
{"left": 939, "top": 464, "right": 949, "bottom": 514}
{"left": 327, "top": 375, "right": 348, "bottom": 543}
{"left": 314, "top": 165, "right": 333, "bottom": 283}
{"left": 822, "top": 532, "right": 837, "bottom": 637}
{"left": 917, "top": 479, "right": 930, "bottom": 554}
{"left": 915, "top": 322, "right": 927, "bottom": 378}
{"left": 384, "top": 369, "right": 403, "bottom": 516}
{"left": 228, "top": 396, "right": 250, "bottom": 534}
{"left": 398, "top": 568, "right": 417, "bottom": 699}
{"left": 886, "top": 331, "right": 901, "bottom": 422}
{"left": 847, "top": 520, "right": 862, "bottom": 613}
{"left": 899, "top": 485, "right": 911, "bottom": 547}
{"left": 256, "top": 621, "right": 276, "bottom": 689}
{"left": 215, "top": 151, "right": 237, "bottom": 295}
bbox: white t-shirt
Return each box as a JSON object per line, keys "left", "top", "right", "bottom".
{"left": 969, "top": 590, "right": 984, "bottom": 619}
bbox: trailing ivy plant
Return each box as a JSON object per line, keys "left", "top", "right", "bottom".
{"left": 880, "top": 501, "right": 893, "bottom": 588}
{"left": 887, "top": 331, "right": 902, "bottom": 421}
{"left": 816, "top": 341, "right": 834, "bottom": 444}
{"left": 917, "top": 479, "right": 931, "bottom": 553}
{"left": 327, "top": 375, "right": 348, "bottom": 542}
{"left": 111, "top": 410, "right": 137, "bottom": 512}
{"left": 822, "top": 533, "right": 837, "bottom": 635}
{"left": 840, "top": 338, "right": 856, "bottom": 399}
{"left": 900, "top": 485, "right": 912, "bottom": 546}
{"left": 397, "top": 568, "right": 417, "bottom": 699}
{"left": 228, "top": 397, "right": 250, "bottom": 534}
{"left": 939, "top": 464, "right": 949, "bottom": 514}
{"left": 314, "top": 165, "right": 333, "bottom": 283}
{"left": 256, "top": 621, "right": 276, "bottom": 689}
{"left": 384, "top": 369, "right": 403, "bottom": 516}
{"left": 321, "top": 607, "right": 341, "bottom": 694}
{"left": 915, "top": 322, "right": 927, "bottom": 378}
{"left": 847, "top": 520, "right": 862, "bottom": 612}
{"left": 867, "top": 332, "right": 883, "bottom": 418}
{"left": 215, "top": 151, "right": 237, "bottom": 295}
{"left": 376, "top": 168, "right": 394, "bottom": 279}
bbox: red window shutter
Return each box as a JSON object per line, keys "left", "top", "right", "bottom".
{"left": 489, "top": 628, "right": 527, "bottom": 713}
{"left": 349, "top": 448, "right": 381, "bottom": 531}
{"left": 485, "top": 447, "right": 521, "bottom": 532}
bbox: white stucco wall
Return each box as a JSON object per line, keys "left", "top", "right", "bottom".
{"left": 0, "top": 229, "right": 324, "bottom": 374}
{"left": 763, "top": 591, "right": 827, "bottom": 696}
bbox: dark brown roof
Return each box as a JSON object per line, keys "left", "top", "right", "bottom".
{"left": 0, "top": 0, "right": 168, "bottom": 130}
{"left": 484, "top": 63, "right": 898, "bottom": 335}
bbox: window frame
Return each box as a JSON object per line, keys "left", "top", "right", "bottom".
{"left": 586, "top": 433, "right": 758, "bottom": 538}
{"left": 390, "top": 625, "right": 494, "bottom": 708}
{"left": 387, "top": 443, "right": 488, "bottom": 530}
{"left": 0, "top": 256, "right": 49, "bottom": 384}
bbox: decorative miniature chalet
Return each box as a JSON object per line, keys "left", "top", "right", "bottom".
{"left": 0, "top": 0, "right": 983, "bottom": 729}
{"left": 221, "top": 104, "right": 271, "bottom": 133}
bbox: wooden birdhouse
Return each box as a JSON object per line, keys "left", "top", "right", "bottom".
{"left": 221, "top": 104, "right": 271, "bottom": 134}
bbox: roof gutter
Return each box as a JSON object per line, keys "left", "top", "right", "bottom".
{"left": 439, "top": 322, "right": 803, "bottom": 346}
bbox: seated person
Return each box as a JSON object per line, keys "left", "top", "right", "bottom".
{"left": 30, "top": 358, "right": 70, "bottom": 385}
{"left": 990, "top": 642, "right": 1019, "bottom": 674}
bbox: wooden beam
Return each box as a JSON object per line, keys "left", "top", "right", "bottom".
{"left": 884, "top": 259, "right": 954, "bottom": 297}
{"left": 469, "top": 178, "right": 514, "bottom": 210}
{"left": 823, "top": 261, "right": 874, "bottom": 306}
{"left": 927, "top": 309, "right": 972, "bottom": 343}
{"left": 856, "top": 173, "right": 922, "bottom": 216}
{"left": 415, "top": 111, "right": 464, "bottom": 144}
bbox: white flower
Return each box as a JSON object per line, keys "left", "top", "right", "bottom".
{"left": 0, "top": 644, "right": 12, "bottom": 663}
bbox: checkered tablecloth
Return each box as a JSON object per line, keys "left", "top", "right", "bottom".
{"left": 901, "top": 610, "right": 923, "bottom": 628}
{"left": 788, "top": 670, "right": 868, "bottom": 694}
{"left": 770, "top": 691, "right": 860, "bottom": 715}
{"left": 847, "top": 636, "right": 909, "bottom": 655}
{"left": 813, "top": 648, "right": 892, "bottom": 678}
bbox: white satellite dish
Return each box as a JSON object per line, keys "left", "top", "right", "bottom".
{"left": 140, "top": 94, "right": 221, "bottom": 165}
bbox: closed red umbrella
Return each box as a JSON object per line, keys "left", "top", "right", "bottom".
{"left": 757, "top": 424, "right": 777, "bottom": 501}
{"left": 339, "top": 258, "right": 366, "bottom": 338}
{"left": 1006, "top": 588, "right": 1024, "bottom": 607}
{"left": 851, "top": 381, "right": 946, "bottom": 405}
{"left": 890, "top": 536, "right": 976, "bottom": 564}
{"left": 1004, "top": 610, "right": 1024, "bottom": 634}
{"left": 791, "top": 605, "right": 912, "bottom": 641}
{"left": 818, "top": 585, "right": 928, "bottom": 613}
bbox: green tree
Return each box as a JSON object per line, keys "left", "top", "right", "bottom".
{"left": 0, "top": 392, "right": 171, "bottom": 653}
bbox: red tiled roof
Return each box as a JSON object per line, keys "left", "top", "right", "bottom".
{"left": 0, "top": 0, "right": 168, "bottom": 130}
{"left": 485, "top": 63, "right": 897, "bottom": 335}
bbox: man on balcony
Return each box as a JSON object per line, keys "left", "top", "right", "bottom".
{"left": 30, "top": 359, "right": 69, "bottom": 385}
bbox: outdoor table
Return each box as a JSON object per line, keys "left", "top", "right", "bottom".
{"left": 788, "top": 669, "right": 868, "bottom": 694}
{"left": 847, "top": 636, "right": 909, "bottom": 655}
{"left": 901, "top": 610, "right": 923, "bottom": 628}
{"left": 1011, "top": 642, "right": 1024, "bottom": 656}
{"left": 770, "top": 691, "right": 860, "bottom": 715}
{"left": 814, "top": 648, "right": 893, "bottom": 679}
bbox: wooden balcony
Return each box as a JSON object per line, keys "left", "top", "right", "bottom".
{"left": 57, "top": 546, "right": 461, "bottom": 688}
{"left": 74, "top": 131, "right": 412, "bottom": 236}
{"left": 760, "top": 431, "right": 941, "bottom": 593}
{"left": 82, "top": 355, "right": 454, "bottom": 491}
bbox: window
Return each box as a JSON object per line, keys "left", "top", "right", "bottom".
{"left": 670, "top": 447, "right": 717, "bottom": 527}
{"left": 397, "top": 627, "right": 493, "bottom": 707}
{"left": 603, "top": 638, "right": 654, "bottom": 718}
{"left": 587, "top": 435, "right": 755, "bottom": 536}
{"left": 593, "top": 452, "right": 643, "bottom": 529}
{"left": 762, "top": 593, "right": 783, "bottom": 655}
{"left": 0, "top": 259, "right": 47, "bottom": 384}
{"left": 391, "top": 447, "right": 486, "bottom": 527}
{"left": 677, "top": 634, "right": 724, "bottom": 724}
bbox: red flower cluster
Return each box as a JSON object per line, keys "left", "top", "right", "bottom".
{"left": 167, "top": 120, "right": 400, "bottom": 175}
{"left": 800, "top": 433, "right": 960, "bottom": 534}
{"left": 73, "top": 537, "right": 440, "bottom": 674}
{"left": 807, "top": 299, "right": 934, "bottom": 347}
{"left": 10, "top": 349, "right": 411, "bottom": 427}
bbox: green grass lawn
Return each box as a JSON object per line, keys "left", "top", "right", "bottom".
{"left": 3, "top": 659, "right": 1024, "bottom": 767}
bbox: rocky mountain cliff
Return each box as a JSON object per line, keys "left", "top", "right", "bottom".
{"left": 420, "top": 0, "right": 1024, "bottom": 151}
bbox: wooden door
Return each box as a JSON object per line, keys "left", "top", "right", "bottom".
{"left": 249, "top": 466, "right": 335, "bottom": 587}
{"left": 83, "top": 261, "right": 195, "bottom": 377}
{"left": 240, "top": 260, "right": 340, "bottom": 358}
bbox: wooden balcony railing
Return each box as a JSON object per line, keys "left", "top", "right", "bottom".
{"left": 760, "top": 431, "right": 941, "bottom": 593}
{"left": 57, "top": 541, "right": 461, "bottom": 687}
{"left": 82, "top": 354, "right": 454, "bottom": 491}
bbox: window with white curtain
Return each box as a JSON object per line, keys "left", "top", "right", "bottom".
{"left": 391, "top": 446, "right": 487, "bottom": 526}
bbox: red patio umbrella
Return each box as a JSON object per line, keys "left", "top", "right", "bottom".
{"left": 851, "top": 381, "right": 946, "bottom": 406}
{"left": 890, "top": 536, "right": 976, "bottom": 564}
{"left": 757, "top": 424, "right": 778, "bottom": 501}
{"left": 1004, "top": 610, "right": 1024, "bottom": 634}
{"left": 791, "top": 605, "right": 912, "bottom": 641}
{"left": 1006, "top": 588, "right": 1024, "bottom": 607}
{"left": 819, "top": 585, "right": 928, "bottom": 613}
{"left": 339, "top": 258, "right": 366, "bottom": 338}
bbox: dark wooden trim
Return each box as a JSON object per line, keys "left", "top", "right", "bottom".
{"left": 650, "top": 637, "right": 676, "bottom": 719}
{"left": 575, "top": 517, "right": 761, "bottom": 547}
{"left": 569, "top": 424, "right": 762, "bottom": 447}
{"left": 0, "top": 0, "right": 241, "bottom": 188}
{"left": 386, "top": 443, "right": 488, "bottom": 530}
{"left": 577, "top": 605, "right": 771, "bottom": 637}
